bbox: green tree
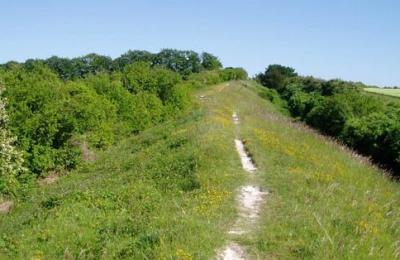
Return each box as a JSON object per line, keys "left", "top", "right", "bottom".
{"left": 114, "top": 50, "right": 155, "bottom": 70}
{"left": 45, "top": 56, "right": 76, "bottom": 80}
{"left": 81, "top": 53, "right": 114, "bottom": 74}
{"left": 201, "top": 52, "right": 222, "bottom": 70}
{"left": 257, "top": 64, "right": 297, "bottom": 92}
{"left": 154, "top": 49, "right": 202, "bottom": 76}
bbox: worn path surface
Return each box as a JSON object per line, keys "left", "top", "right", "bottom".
{"left": 217, "top": 113, "right": 268, "bottom": 260}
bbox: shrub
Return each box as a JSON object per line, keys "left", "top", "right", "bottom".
{"left": 220, "top": 67, "right": 248, "bottom": 81}
{"left": 287, "top": 90, "right": 321, "bottom": 119}
{"left": 185, "top": 70, "right": 223, "bottom": 89}
{"left": 130, "top": 92, "right": 165, "bottom": 133}
{"left": 342, "top": 112, "right": 400, "bottom": 171}
{"left": 0, "top": 65, "right": 119, "bottom": 174}
{"left": 0, "top": 84, "right": 26, "bottom": 196}
{"left": 258, "top": 87, "right": 288, "bottom": 113}
{"left": 123, "top": 62, "right": 158, "bottom": 94}
{"left": 152, "top": 67, "right": 182, "bottom": 103}
{"left": 305, "top": 96, "right": 351, "bottom": 136}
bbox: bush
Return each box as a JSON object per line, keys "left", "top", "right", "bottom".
{"left": 185, "top": 70, "right": 223, "bottom": 89}
{"left": 287, "top": 90, "right": 321, "bottom": 119}
{"left": 1, "top": 65, "right": 118, "bottom": 174}
{"left": 130, "top": 92, "right": 165, "bottom": 133}
{"left": 305, "top": 97, "right": 351, "bottom": 136}
{"left": 152, "top": 67, "right": 182, "bottom": 103}
{"left": 0, "top": 84, "right": 26, "bottom": 196}
{"left": 342, "top": 112, "right": 400, "bottom": 171}
{"left": 258, "top": 87, "right": 288, "bottom": 113}
{"left": 220, "top": 67, "right": 248, "bottom": 81}
{"left": 163, "top": 84, "right": 190, "bottom": 112}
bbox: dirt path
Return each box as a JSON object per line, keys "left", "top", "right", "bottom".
{"left": 228, "top": 185, "right": 268, "bottom": 235}
{"left": 217, "top": 112, "right": 268, "bottom": 260}
{"left": 218, "top": 243, "right": 246, "bottom": 260}
{"left": 234, "top": 139, "right": 257, "bottom": 173}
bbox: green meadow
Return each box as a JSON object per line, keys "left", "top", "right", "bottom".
{"left": 364, "top": 87, "right": 400, "bottom": 98}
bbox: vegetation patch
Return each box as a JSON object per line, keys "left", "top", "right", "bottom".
{"left": 0, "top": 49, "right": 247, "bottom": 198}
{"left": 0, "top": 81, "right": 246, "bottom": 258}
{"left": 256, "top": 65, "right": 400, "bottom": 176}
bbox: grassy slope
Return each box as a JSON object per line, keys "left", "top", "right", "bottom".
{"left": 1, "top": 81, "right": 399, "bottom": 259}
{"left": 207, "top": 81, "right": 400, "bottom": 259}
{"left": 0, "top": 85, "right": 245, "bottom": 259}
{"left": 364, "top": 88, "right": 400, "bottom": 98}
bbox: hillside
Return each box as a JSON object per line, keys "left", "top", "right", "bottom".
{"left": 0, "top": 81, "right": 399, "bottom": 259}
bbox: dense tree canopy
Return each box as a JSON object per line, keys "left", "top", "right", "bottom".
{"left": 1, "top": 49, "right": 228, "bottom": 81}
{"left": 153, "top": 49, "right": 202, "bottom": 76}
{"left": 113, "top": 50, "right": 155, "bottom": 70}
{"left": 256, "top": 64, "right": 298, "bottom": 92}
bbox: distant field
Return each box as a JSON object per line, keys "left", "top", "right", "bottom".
{"left": 364, "top": 88, "right": 400, "bottom": 98}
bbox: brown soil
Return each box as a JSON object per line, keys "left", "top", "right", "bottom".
{"left": 0, "top": 200, "right": 13, "bottom": 214}
{"left": 38, "top": 171, "right": 60, "bottom": 185}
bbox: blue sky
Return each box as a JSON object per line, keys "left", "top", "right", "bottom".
{"left": 0, "top": 0, "right": 399, "bottom": 86}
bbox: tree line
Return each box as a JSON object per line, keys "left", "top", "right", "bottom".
{"left": 0, "top": 49, "right": 247, "bottom": 197}
{"left": 0, "top": 49, "right": 223, "bottom": 80}
{"left": 257, "top": 65, "right": 400, "bottom": 177}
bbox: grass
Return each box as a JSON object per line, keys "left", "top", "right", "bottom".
{"left": 204, "top": 81, "right": 400, "bottom": 259}
{"left": 0, "top": 94, "right": 246, "bottom": 258}
{"left": 1, "top": 80, "right": 399, "bottom": 259}
{"left": 364, "top": 87, "right": 400, "bottom": 98}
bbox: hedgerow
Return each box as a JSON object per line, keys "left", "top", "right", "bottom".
{"left": 257, "top": 64, "right": 400, "bottom": 175}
